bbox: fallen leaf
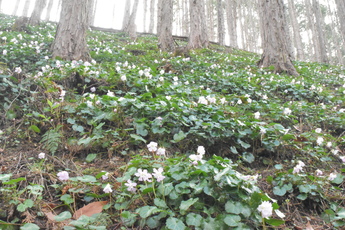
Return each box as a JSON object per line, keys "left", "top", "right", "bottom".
{"left": 45, "top": 211, "right": 56, "bottom": 222}
{"left": 73, "top": 200, "right": 108, "bottom": 219}
{"left": 306, "top": 222, "right": 314, "bottom": 230}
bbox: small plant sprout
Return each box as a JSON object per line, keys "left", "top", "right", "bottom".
{"left": 125, "top": 179, "right": 137, "bottom": 193}
{"left": 57, "top": 171, "right": 70, "bottom": 181}
{"left": 103, "top": 183, "right": 112, "bottom": 193}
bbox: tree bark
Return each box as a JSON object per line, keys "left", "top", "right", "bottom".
{"left": 148, "top": 0, "right": 155, "bottom": 33}
{"left": 45, "top": 0, "right": 54, "bottom": 21}
{"left": 123, "top": 0, "right": 139, "bottom": 39}
{"left": 29, "top": 0, "right": 47, "bottom": 26}
{"left": 258, "top": 0, "right": 299, "bottom": 76}
{"left": 287, "top": 0, "right": 304, "bottom": 60}
{"left": 143, "top": 0, "right": 148, "bottom": 32}
{"left": 122, "top": 0, "right": 131, "bottom": 30}
{"left": 89, "top": 0, "right": 97, "bottom": 26}
{"left": 217, "top": 0, "right": 225, "bottom": 46}
{"left": 182, "top": 0, "right": 189, "bottom": 36}
{"left": 188, "top": 0, "right": 209, "bottom": 49}
{"left": 12, "top": 0, "right": 21, "bottom": 16}
{"left": 225, "top": 0, "right": 238, "bottom": 48}
{"left": 206, "top": 0, "right": 215, "bottom": 41}
{"left": 312, "top": 0, "right": 328, "bottom": 63}
{"left": 22, "top": 0, "right": 31, "bottom": 17}
{"left": 157, "top": 0, "right": 174, "bottom": 51}
{"left": 51, "top": 0, "right": 91, "bottom": 61}
{"left": 335, "top": 0, "right": 345, "bottom": 44}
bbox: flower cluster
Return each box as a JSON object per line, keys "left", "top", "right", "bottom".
{"left": 292, "top": 161, "right": 305, "bottom": 174}
{"left": 124, "top": 167, "right": 166, "bottom": 193}
{"left": 189, "top": 146, "right": 206, "bottom": 165}
{"left": 147, "top": 141, "right": 165, "bottom": 156}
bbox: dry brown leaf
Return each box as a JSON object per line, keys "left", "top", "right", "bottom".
{"left": 45, "top": 211, "right": 56, "bottom": 222}
{"left": 72, "top": 200, "right": 108, "bottom": 219}
{"left": 306, "top": 221, "right": 314, "bottom": 230}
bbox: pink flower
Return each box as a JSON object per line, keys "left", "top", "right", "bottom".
{"left": 315, "top": 169, "right": 323, "bottom": 177}
{"left": 339, "top": 156, "right": 345, "bottom": 163}
{"left": 103, "top": 183, "right": 112, "bottom": 193}
{"left": 125, "top": 179, "right": 137, "bottom": 192}
{"left": 57, "top": 171, "right": 69, "bottom": 181}
{"left": 152, "top": 168, "right": 165, "bottom": 182}
{"left": 135, "top": 169, "right": 152, "bottom": 182}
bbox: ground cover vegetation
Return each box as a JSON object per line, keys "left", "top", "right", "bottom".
{"left": 0, "top": 14, "right": 345, "bottom": 229}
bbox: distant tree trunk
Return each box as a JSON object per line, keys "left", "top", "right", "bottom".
{"left": 0, "top": 0, "right": 2, "bottom": 12}
{"left": 335, "top": 0, "right": 345, "bottom": 43}
{"left": 287, "top": 0, "right": 304, "bottom": 60}
{"left": 112, "top": 2, "right": 116, "bottom": 27}
{"left": 282, "top": 3, "right": 295, "bottom": 60}
{"left": 182, "top": 0, "right": 189, "bottom": 36}
{"left": 29, "top": 0, "right": 47, "bottom": 26}
{"left": 89, "top": 0, "right": 97, "bottom": 26}
{"left": 52, "top": 0, "right": 91, "bottom": 61}
{"left": 225, "top": 0, "right": 238, "bottom": 48}
{"left": 157, "top": 0, "right": 174, "bottom": 51}
{"left": 123, "top": 0, "right": 139, "bottom": 39}
{"left": 45, "top": 0, "right": 54, "bottom": 21}
{"left": 148, "top": 0, "right": 155, "bottom": 33}
{"left": 217, "top": 0, "right": 225, "bottom": 46}
{"left": 258, "top": 0, "right": 299, "bottom": 76}
{"left": 122, "top": 0, "right": 131, "bottom": 30}
{"left": 312, "top": 0, "right": 328, "bottom": 63}
{"left": 22, "top": 0, "right": 31, "bottom": 17}
{"left": 188, "top": 0, "right": 209, "bottom": 49}
{"left": 206, "top": 0, "right": 215, "bottom": 41}
{"left": 12, "top": 0, "right": 21, "bottom": 16}
{"left": 143, "top": 0, "right": 148, "bottom": 32}
{"left": 56, "top": 0, "right": 62, "bottom": 20}
{"left": 304, "top": 0, "right": 319, "bottom": 62}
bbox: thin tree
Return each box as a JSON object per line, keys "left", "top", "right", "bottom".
{"left": 12, "top": 0, "right": 21, "bottom": 16}
{"left": 123, "top": 0, "right": 139, "bottom": 39}
{"left": 217, "top": 0, "right": 225, "bottom": 46}
{"left": 22, "top": 0, "right": 31, "bottom": 17}
{"left": 188, "top": 0, "right": 209, "bottom": 49}
{"left": 258, "top": 0, "right": 299, "bottom": 76}
{"left": 312, "top": 0, "right": 328, "bottom": 63}
{"left": 122, "top": 0, "right": 131, "bottom": 30}
{"left": 51, "top": 0, "right": 91, "bottom": 61}
{"left": 287, "top": 0, "right": 305, "bottom": 60}
{"left": 225, "top": 0, "right": 238, "bottom": 48}
{"left": 45, "top": 0, "right": 54, "bottom": 21}
{"left": 148, "top": 0, "right": 155, "bottom": 33}
{"left": 29, "top": 0, "right": 47, "bottom": 26}
{"left": 335, "top": 0, "right": 345, "bottom": 44}
{"left": 157, "top": 0, "right": 174, "bottom": 51}
{"left": 143, "top": 0, "right": 148, "bottom": 32}
{"left": 89, "top": 0, "right": 97, "bottom": 26}
{"left": 0, "top": 0, "right": 2, "bottom": 12}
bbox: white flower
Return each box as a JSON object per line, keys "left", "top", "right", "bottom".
{"left": 254, "top": 112, "right": 260, "bottom": 119}
{"left": 262, "top": 94, "right": 268, "bottom": 100}
{"left": 121, "top": 75, "right": 127, "bottom": 81}
{"left": 125, "top": 179, "right": 137, "bottom": 192}
{"left": 315, "top": 128, "right": 322, "bottom": 133}
{"left": 166, "top": 96, "right": 171, "bottom": 101}
{"left": 156, "top": 147, "right": 166, "bottom": 156}
{"left": 57, "top": 171, "right": 69, "bottom": 181}
{"left": 315, "top": 169, "right": 323, "bottom": 176}
{"left": 152, "top": 168, "right": 165, "bottom": 182}
{"left": 159, "top": 69, "right": 164, "bottom": 74}
{"left": 237, "top": 99, "right": 242, "bottom": 105}
{"left": 326, "top": 142, "right": 332, "bottom": 148}
{"left": 206, "top": 95, "right": 216, "bottom": 104}
{"left": 3, "top": 50, "right": 7, "bottom": 55}
{"left": 101, "top": 171, "right": 109, "bottom": 180}
{"left": 173, "top": 76, "right": 178, "bottom": 82}
{"left": 14, "top": 67, "right": 22, "bottom": 74}
{"left": 293, "top": 164, "right": 303, "bottom": 174}
{"left": 103, "top": 183, "right": 112, "bottom": 193}
{"left": 147, "top": 141, "right": 158, "bottom": 152}
{"left": 220, "top": 97, "right": 226, "bottom": 104}
{"left": 283, "top": 108, "right": 292, "bottom": 115}
{"left": 107, "top": 90, "right": 115, "bottom": 97}
{"left": 339, "top": 156, "right": 345, "bottom": 163}
{"left": 316, "top": 137, "right": 324, "bottom": 146}
{"left": 197, "top": 146, "right": 205, "bottom": 155}
{"left": 198, "top": 96, "right": 208, "bottom": 105}
{"left": 90, "top": 87, "right": 96, "bottom": 92}
{"left": 257, "top": 201, "right": 273, "bottom": 218}
{"left": 135, "top": 169, "right": 152, "bottom": 182}
{"left": 189, "top": 154, "right": 203, "bottom": 165}
{"left": 38, "top": 152, "right": 45, "bottom": 159}
{"left": 328, "top": 172, "right": 337, "bottom": 181}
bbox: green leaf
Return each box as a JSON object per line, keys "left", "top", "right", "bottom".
{"left": 20, "top": 223, "right": 40, "bottom": 230}
{"left": 85, "top": 153, "right": 97, "bottom": 163}
{"left": 60, "top": 194, "right": 74, "bottom": 205}
{"left": 136, "top": 206, "right": 161, "bottom": 218}
{"left": 273, "top": 186, "right": 286, "bottom": 196}
{"left": 186, "top": 213, "right": 202, "bottom": 227}
{"left": 265, "top": 218, "right": 285, "bottom": 226}
{"left": 130, "top": 134, "right": 147, "bottom": 143}
{"left": 54, "top": 211, "right": 72, "bottom": 222}
{"left": 224, "top": 214, "right": 241, "bottom": 227}
{"left": 180, "top": 198, "right": 198, "bottom": 211}
{"left": 237, "top": 139, "right": 250, "bottom": 149}
{"left": 0, "top": 174, "right": 12, "bottom": 181}
{"left": 242, "top": 152, "right": 255, "bottom": 163}
{"left": 298, "top": 185, "right": 310, "bottom": 193}
{"left": 135, "top": 123, "right": 148, "bottom": 136}
{"left": 3, "top": 177, "right": 26, "bottom": 185}
{"left": 166, "top": 217, "right": 186, "bottom": 230}
{"left": 76, "top": 175, "right": 97, "bottom": 183}
{"left": 172, "top": 131, "right": 186, "bottom": 143}
{"left": 29, "top": 125, "right": 41, "bottom": 133}
{"left": 296, "top": 193, "right": 308, "bottom": 200}
{"left": 154, "top": 198, "right": 168, "bottom": 209}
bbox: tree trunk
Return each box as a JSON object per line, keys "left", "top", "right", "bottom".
{"left": 112, "top": 2, "right": 116, "bottom": 27}
{"left": 122, "top": 0, "right": 131, "bottom": 30}
{"left": 304, "top": 0, "right": 320, "bottom": 62}
{"left": 182, "top": 0, "right": 189, "bottom": 36}
{"left": 89, "top": 0, "right": 97, "bottom": 26}
{"left": 51, "top": 0, "right": 91, "bottom": 61}
{"left": 123, "top": 0, "right": 139, "bottom": 39}
{"left": 148, "top": 0, "right": 155, "bottom": 33}
{"left": 0, "top": 0, "right": 2, "bottom": 12}
{"left": 225, "top": 0, "right": 238, "bottom": 48}
{"left": 188, "top": 0, "right": 209, "bottom": 49}
{"left": 29, "top": 0, "right": 47, "bottom": 26}
{"left": 287, "top": 0, "right": 304, "bottom": 60}
{"left": 157, "top": 0, "right": 174, "bottom": 51}
{"left": 45, "top": 0, "right": 54, "bottom": 21}
{"left": 335, "top": 0, "right": 345, "bottom": 44}
{"left": 312, "top": 0, "right": 328, "bottom": 63}
{"left": 12, "top": 0, "right": 21, "bottom": 16}
{"left": 22, "top": 0, "right": 31, "bottom": 17}
{"left": 206, "top": 0, "right": 215, "bottom": 41}
{"left": 143, "top": 0, "right": 148, "bottom": 32}
{"left": 258, "top": 0, "right": 299, "bottom": 76}
{"left": 217, "top": 0, "right": 225, "bottom": 46}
